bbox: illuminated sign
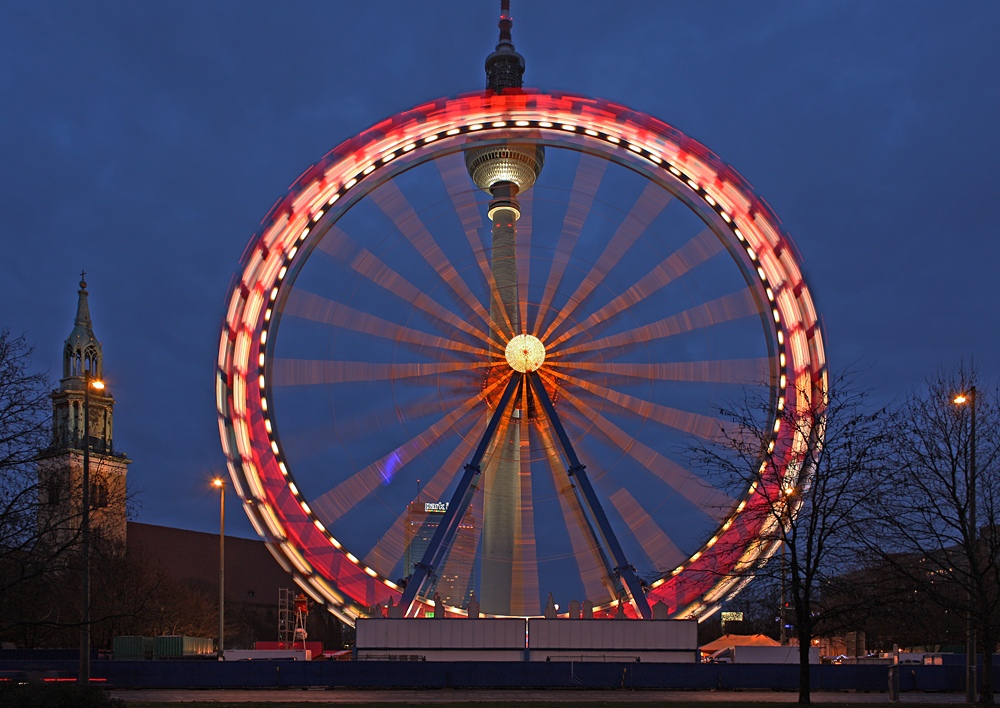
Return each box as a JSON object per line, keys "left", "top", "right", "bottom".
{"left": 721, "top": 611, "right": 744, "bottom": 622}
{"left": 424, "top": 502, "right": 448, "bottom": 513}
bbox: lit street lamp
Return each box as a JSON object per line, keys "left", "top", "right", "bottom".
{"left": 213, "top": 477, "right": 226, "bottom": 659}
{"left": 79, "top": 373, "right": 104, "bottom": 685}
{"left": 954, "top": 386, "right": 977, "bottom": 704}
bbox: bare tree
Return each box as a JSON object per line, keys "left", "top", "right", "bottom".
{"left": 0, "top": 329, "right": 50, "bottom": 536}
{"left": 2, "top": 537, "right": 163, "bottom": 648}
{"left": 863, "top": 369, "right": 1000, "bottom": 705}
{"left": 0, "top": 328, "right": 82, "bottom": 632}
{"left": 690, "top": 374, "right": 889, "bottom": 704}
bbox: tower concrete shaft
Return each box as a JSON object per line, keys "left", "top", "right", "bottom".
{"left": 488, "top": 184, "right": 520, "bottom": 342}
{"left": 480, "top": 194, "right": 522, "bottom": 615}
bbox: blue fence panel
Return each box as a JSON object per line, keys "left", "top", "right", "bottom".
{"left": 0, "top": 658, "right": 989, "bottom": 692}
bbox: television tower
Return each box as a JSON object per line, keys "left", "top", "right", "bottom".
{"left": 465, "top": 0, "right": 544, "bottom": 614}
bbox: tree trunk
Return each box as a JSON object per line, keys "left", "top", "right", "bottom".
{"left": 982, "top": 626, "right": 995, "bottom": 706}
{"left": 797, "top": 609, "right": 812, "bottom": 704}
{"left": 799, "top": 636, "right": 811, "bottom": 704}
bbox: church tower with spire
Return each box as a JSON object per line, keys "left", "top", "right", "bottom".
{"left": 38, "top": 275, "right": 131, "bottom": 546}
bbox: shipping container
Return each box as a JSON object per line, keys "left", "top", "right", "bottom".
{"left": 113, "top": 636, "right": 154, "bottom": 661}
{"left": 154, "top": 635, "right": 214, "bottom": 659}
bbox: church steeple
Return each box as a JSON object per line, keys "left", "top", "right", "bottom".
{"left": 63, "top": 271, "right": 103, "bottom": 380}
{"left": 39, "top": 275, "right": 130, "bottom": 547}
{"left": 51, "top": 274, "right": 115, "bottom": 453}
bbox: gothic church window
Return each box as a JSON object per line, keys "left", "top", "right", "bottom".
{"left": 91, "top": 481, "right": 108, "bottom": 509}
{"left": 47, "top": 478, "right": 61, "bottom": 505}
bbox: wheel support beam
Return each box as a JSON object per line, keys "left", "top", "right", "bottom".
{"left": 399, "top": 374, "right": 522, "bottom": 617}
{"left": 526, "top": 372, "right": 652, "bottom": 619}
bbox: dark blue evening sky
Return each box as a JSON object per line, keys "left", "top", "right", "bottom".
{"left": 1, "top": 2, "right": 997, "bottom": 538}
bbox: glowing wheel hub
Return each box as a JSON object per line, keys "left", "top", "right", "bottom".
{"left": 505, "top": 334, "right": 546, "bottom": 373}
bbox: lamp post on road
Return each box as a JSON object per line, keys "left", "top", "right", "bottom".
{"left": 213, "top": 477, "right": 226, "bottom": 659}
{"left": 79, "top": 373, "right": 104, "bottom": 685}
{"left": 954, "top": 386, "right": 977, "bottom": 704}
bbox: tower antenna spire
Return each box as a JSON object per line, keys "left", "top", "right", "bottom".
{"left": 484, "top": 0, "right": 525, "bottom": 92}
{"left": 498, "top": 0, "right": 513, "bottom": 46}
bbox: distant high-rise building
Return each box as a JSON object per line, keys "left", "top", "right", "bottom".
{"left": 404, "top": 500, "right": 476, "bottom": 608}
{"left": 37, "top": 275, "right": 131, "bottom": 546}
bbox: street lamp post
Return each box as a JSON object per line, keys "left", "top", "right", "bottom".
{"left": 955, "top": 386, "right": 977, "bottom": 704}
{"left": 213, "top": 478, "right": 226, "bottom": 659}
{"left": 79, "top": 373, "right": 104, "bottom": 685}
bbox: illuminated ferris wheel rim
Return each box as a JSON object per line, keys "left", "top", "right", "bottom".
{"left": 216, "top": 89, "right": 827, "bottom": 624}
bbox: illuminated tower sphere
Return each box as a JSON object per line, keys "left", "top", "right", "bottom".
{"left": 465, "top": 0, "right": 543, "bottom": 615}
{"left": 465, "top": 0, "right": 544, "bottom": 230}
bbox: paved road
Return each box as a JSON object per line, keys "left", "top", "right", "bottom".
{"left": 110, "top": 688, "right": 967, "bottom": 703}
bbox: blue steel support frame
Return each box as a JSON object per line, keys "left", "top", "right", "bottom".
{"left": 526, "top": 371, "right": 652, "bottom": 619}
{"left": 399, "top": 373, "right": 523, "bottom": 617}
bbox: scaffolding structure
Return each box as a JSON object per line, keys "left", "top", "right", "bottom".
{"left": 278, "top": 587, "right": 294, "bottom": 644}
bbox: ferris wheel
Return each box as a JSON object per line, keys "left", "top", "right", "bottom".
{"left": 216, "top": 9, "right": 825, "bottom": 625}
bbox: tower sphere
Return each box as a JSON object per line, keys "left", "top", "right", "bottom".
{"left": 464, "top": 143, "right": 545, "bottom": 194}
